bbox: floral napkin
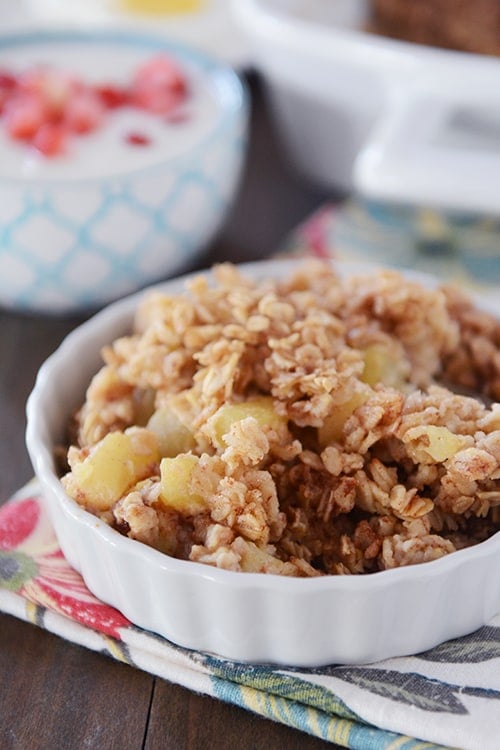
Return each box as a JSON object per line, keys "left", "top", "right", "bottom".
{"left": 2, "top": 204, "right": 500, "bottom": 750}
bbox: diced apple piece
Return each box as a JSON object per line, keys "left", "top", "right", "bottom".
{"left": 210, "top": 397, "right": 287, "bottom": 447}
{"left": 159, "top": 455, "right": 206, "bottom": 515}
{"left": 147, "top": 406, "right": 196, "bottom": 457}
{"left": 63, "top": 428, "right": 159, "bottom": 512}
{"left": 133, "top": 387, "right": 156, "bottom": 426}
{"left": 361, "top": 344, "right": 407, "bottom": 388}
{"left": 403, "top": 425, "right": 468, "bottom": 464}
{"left": 318, "top": 391, "right": 369, "bottom": 446}
{"left": 236, "top": 538, "right": 295, "bottom": 575}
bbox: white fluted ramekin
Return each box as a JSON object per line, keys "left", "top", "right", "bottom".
{"left": 26, "top": 259, "right": 500, "bottom": 666}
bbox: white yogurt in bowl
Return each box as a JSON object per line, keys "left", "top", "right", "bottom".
{"left": 0, "top": 39, "right": 221, "bottom": 181}
{"left": 0, "top": 30, "right": 247, "bottom": 313}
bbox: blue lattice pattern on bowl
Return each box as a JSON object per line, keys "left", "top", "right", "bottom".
{"left": 0, "top": 30, "right": 248, "bottom": 313}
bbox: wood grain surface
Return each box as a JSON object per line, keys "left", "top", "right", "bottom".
{"left": 0, "top": 75, "right": 344, "bottom": 750}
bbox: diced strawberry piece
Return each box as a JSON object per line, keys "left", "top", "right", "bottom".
{"left": 4, "top": 94, "right": 47, "bottom": 140}
{"left": 32, "top": 122, "right": 66, "bottom": 156}
{"left": 0, "top": 70, "right": 16, "bottom": 91}
{"left": 124, "top": 131, "right": 151, "bottom": 146}
{"left": 14, "top": 68, "right": 75, "bottom": 124}
{"left": 64, "top": 90, "right": 105, "bottom": 134}
{"left": 0, "top": 71, "right": 16, "bottom": 112}
{"left": 17, "top": 67, "right": 47, "bottom": 95}
{"left": 130, "top": 54, "right": 188, "bottom": 115}
{"left": 95, "top": 84, "right": 129, "bottom": 109}
{"left": 131, "top": 85, "right": 185, "bottom": 115}
{"left": 41, "top": 71, "right": 77, "bottom": 118}
{"left": 134, "top": 55, "right": 187, "bottom": 94}
{"left": 0, "top": 90, "right": 11, "bottom": 115}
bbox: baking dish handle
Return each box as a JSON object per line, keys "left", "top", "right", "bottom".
{"left": 353, "top": 89, "right": 500, "bottom": 216}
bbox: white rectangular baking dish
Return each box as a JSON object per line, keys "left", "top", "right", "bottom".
{"left": 233, "top": 0, "right": 500, "bottom": 216}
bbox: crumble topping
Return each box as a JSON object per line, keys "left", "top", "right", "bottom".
{"left": 61, "top": 262, "right": 500, "bottom": 576}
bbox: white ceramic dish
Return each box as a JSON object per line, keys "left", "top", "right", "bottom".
{"left": 233, "top": 0, "right": 500, "bottom": 216}
{"left": 26, "top": 258, "right": 500, "bottom": 666}
{"left": 0, "top": 29, "right": 247, "bottom": 313}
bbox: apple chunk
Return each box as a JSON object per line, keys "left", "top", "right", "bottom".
{"left": 159, "top": 455, "right": 207, "bottom": 516}
{"left": 210, "top": 397, "right": 287, "bottom": 447}
{"left": 63, "top": 428, "right": 159, "bottom": 512}
{"left": 318, "top": 391, "right": 368, "bottom": 447}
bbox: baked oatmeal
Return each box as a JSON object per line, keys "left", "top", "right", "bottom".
{"left": 369, "top": 0, "right": 500, "bottom": 57}
{"left": 61, "top": 262, "right": 500, "bottom": 576}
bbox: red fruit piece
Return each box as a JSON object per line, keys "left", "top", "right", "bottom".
{"left": 130, "top": 54, "right": 187, "bottom": 115}
{"left": 16, "top": 67, "right": 46, "bottom": 94}
{"left": 32, "top": 123, "right": 66, "bottom": 156}
{"left": 0, "top": 70, "right": 17, "bottom": 113}
{"left": 64, "top": 90, "right": 105, "bottom": 134}
{"left": 16, "top": 68, "right": 75, "bottom": 123}
{"left": 95, "top": 84, "right": 129, "bottom": 109}
{"left": 41, "top": 71, "right": 77, "bottom": 120}
{"left": 4, "top": 94, "right": 47, "bottom": 140}
{"left": 124, "top": 131, "right": 151, "bottom": 146}
{"left": 0, "top": 70, "right": 16, "bottom": 91}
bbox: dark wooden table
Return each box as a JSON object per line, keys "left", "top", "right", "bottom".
{"left": 0, "top": 76, "right": 343, "bottom": 750}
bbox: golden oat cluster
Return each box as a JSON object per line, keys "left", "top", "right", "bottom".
{"left": 62, "top": 262, "right": 500, "bottom": 576}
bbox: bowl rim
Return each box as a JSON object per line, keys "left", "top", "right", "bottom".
{"left": 0, "top": 27, "right": 248, "bottom": 187}
{"left": 25, "top": 256, "right": 500, "bottom": 595}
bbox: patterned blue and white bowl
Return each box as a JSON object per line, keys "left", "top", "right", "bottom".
{"left": 0, "top": 30, "right": 248, "bottom": 313}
